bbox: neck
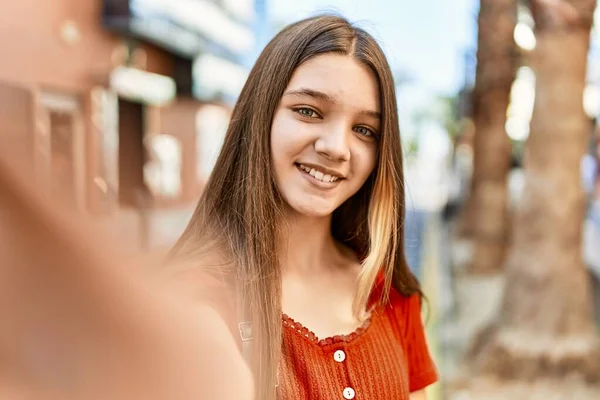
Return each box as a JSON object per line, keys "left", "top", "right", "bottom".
{"left": 279, "top": 211, "right": 338, "bottom": 275}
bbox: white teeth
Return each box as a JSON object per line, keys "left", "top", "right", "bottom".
{"left": 298, "top": 164, "right": 340, "bottom": 183}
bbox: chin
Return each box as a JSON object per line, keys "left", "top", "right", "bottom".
{"left": 288, "top": 200, "right": 337, "bottom": 218}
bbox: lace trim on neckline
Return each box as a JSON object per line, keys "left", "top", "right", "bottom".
{"left": 281, "top": 312, "right": 374, "bottom": 346}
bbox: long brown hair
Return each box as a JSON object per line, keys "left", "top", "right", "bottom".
{"left": 171, "top": 14, "right": 421, "bottom": 399}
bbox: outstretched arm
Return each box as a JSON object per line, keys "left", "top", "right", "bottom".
{"left": 0, "top": 153, "right": 254, "bottom": 400}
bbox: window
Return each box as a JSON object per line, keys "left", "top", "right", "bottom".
{"left": 144, "top": 133, "right": 182, "bottom": 198}
{"left": 196, "top": 104, "right": 230, "bottom": 181}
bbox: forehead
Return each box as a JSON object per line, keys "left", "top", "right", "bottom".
{"left": 285, "top": 54, "right": 381, "bottom": 113}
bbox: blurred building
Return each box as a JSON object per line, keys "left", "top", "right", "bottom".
{"left": 0, "top": 0, "right": 254, "bottom": 250}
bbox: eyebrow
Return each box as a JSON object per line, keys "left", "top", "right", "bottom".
{"left": 358, "top": 109, "right": 381, "bottom": 121}
{"left": 284, "top": 87, "right": 381, "bottom": 120}
{"left": 284, "top": 88, "right": 335, "bottom": 103}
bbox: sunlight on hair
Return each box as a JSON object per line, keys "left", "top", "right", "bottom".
{"left": 354, "top": 163, "right": 397, "bottom": 317}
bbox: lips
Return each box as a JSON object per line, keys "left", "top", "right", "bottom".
{"left": 298, "top": 164, "right": 341, "bottom": 183}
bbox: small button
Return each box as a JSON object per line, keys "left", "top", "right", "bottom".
{"left": 343, "top": 387, "right": 355, "bottom": 399}
{"left": 333, "top": 349, "right": 346, "bottom": 362}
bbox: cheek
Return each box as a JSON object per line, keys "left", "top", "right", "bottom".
{"left": 352, "top": 146, "right": 378, "bottom": 183}
{"left": 270, "top": 112, "right": 303, "bottom": 183}
{"left": 270, "top": 113, "right": 292, "bottom": 173}
{"left": 270, "top": 112, "right": 313, "bottom": 166}
{"left": 270, "top": 112, "right": 286, "bottom": 156}
{"left": 271, "top": 112, "right": 298, "bottom": 152}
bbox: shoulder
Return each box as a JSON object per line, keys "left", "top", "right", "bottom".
{"left": 370, "top": 275, "right": 422, "bottom": 315}
{"left": 159, "top": 248, "right": 238, "bottom": 334}
{"left": 381, "top": 286, "right": 423, "bottom": 333}
{"left": 387, "top": 286, "right": 422, "bottom": 313}
{"left": 162, "top": 246, "right": 234, "bottom": 292}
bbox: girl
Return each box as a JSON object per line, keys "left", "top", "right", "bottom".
{"left": 171, "top": 14, "right": 438, "bottom": 400}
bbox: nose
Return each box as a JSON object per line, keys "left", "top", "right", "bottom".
{"left": 314, "top": 122, "right": 351, "bottom": 162}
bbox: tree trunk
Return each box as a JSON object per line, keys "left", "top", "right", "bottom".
{"left": 464, "top": 0, "right": 517, "bottom": 274}
{"left": 473, "top": 0, "right": 600, "bottom": 385}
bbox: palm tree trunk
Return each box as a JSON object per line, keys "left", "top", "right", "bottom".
{"left": 473, "top": 0, "right": 600, "bottom": 386}
{"left": 464, "top": 0, "right": 517, "bottom": 274}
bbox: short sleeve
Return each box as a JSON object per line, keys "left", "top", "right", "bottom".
{"left": 391, "top": 291, "right": 439, "bottom": 392}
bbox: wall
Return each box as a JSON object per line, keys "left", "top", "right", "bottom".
{"left": 0, "top": 0, "right": 172, "bottom": 91}
{"left": 0, "top": 0, "right": 225, "bottom": 251}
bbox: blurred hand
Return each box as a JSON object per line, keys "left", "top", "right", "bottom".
{"left": 0, "top": 153, "right": 254, "bottom": 399}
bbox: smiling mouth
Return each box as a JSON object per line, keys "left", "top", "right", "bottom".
{"left": 296, "top": 163, "right": 342, "bottom": 184}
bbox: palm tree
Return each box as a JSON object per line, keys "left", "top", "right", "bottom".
{"left": 469, "top": 0, "right": 600, "bottom": 395}
{"left": 464, "top": 0, "right": 518, "bottom": 273}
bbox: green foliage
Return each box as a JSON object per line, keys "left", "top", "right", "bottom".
{"left": 404, "top": 137, "right": 420, "bottom": 159}
{"left": 412, "top": 94, "right": 462, "bottom": 139}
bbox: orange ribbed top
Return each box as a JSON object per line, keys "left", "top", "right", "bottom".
{"left": 277, "top": 287, "right": 438, "bottom": 399}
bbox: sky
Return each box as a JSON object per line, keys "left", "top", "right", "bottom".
{"left": 267, "top": 0, "right": 479, "bottom": 96}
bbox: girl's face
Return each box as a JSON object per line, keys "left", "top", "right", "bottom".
{"left": 270, "top": 54, "right": 381, "bottom": 218}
